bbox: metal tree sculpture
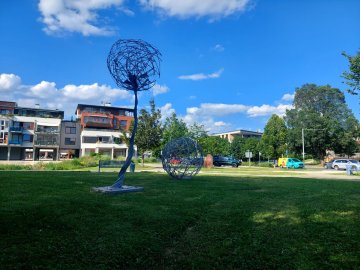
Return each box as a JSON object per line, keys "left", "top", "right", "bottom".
{"left": 96, "top": 39, "right": 161, "bottom": 193}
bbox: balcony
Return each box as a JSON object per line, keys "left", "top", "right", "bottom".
{"left": 84, "top": 121, "right": 112, "bottom": 129}
{"left": 35, "top": 127, "right": 59, "bottom": 134}
{"left": 9, "top": 127, "right": 23, "bottom": 133}
{"left": 34, "top": 140, "right": 58, "bottom": 146}
{"left": 8, "top": 139, "right": 22, "bottom": 145}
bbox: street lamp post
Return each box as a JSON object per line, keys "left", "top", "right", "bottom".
{"left": 301, "top": 128, "right": 325, "bottom": 161}
{"left": 302, "top": 128, "right": 305, "bottom": 161}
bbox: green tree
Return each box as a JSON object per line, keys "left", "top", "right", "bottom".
{"left": 199, "top": 136, "right": 230, "bottom": 156}
{"left": 259, "top": 114, "right": 288, "bottom": 159}
{"left": 135, "top": 99, "right": 163, "bottom": 162}
{"left": 285, "top": 84, "right": 359, "bottom": 160}
{"left": 230, "top": 136, "right": 246, "bottom": 160}
{"left": 243, "top": 137, "right": 260, "bottom": 160}
{"left": 188, "top": 122, "right": 208, "bottom": 140}
{"left": 342, "top": 50, "right": 360, "bottom": 96}
{"left": 335, "top": 115, "right": 360, "bottom": 157}
{"left": 162, "top": 112, "right": 188, "bottom": 147}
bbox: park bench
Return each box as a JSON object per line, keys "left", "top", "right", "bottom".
{"left": 98, "top": 160, "right": 125, "bottom": 173}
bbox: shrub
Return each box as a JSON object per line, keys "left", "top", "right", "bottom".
{"left": 256, "top": 162, "right": 274, "bottom": 168}
{"left": 0, "top": 164, "right": 33, "bottom": 170}
{"left": 33, "top": 162, "right": 46, "bottom": 170}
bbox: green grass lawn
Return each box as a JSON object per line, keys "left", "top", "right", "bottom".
{"left": 1, "top": 171, "right": 360, "bottom": 269}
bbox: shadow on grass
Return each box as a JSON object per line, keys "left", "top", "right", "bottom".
{"left": 0, "top": 171, "right": 359, "bottom": 269}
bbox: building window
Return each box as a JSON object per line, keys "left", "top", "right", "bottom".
{"left": 11, "top": 134, "right": 22, "bottom": 143}
{"left": 82, "top": 136, "right": 97, "bottom": 143}
{"left": 101, "top": 136, "right": 110, "bottom": 143}
{"left": 65, "top": 137, "right": 76, "bottom": 145}
{"left": 23, "top": 122, "right": 33, "bottom": 130}
{"left": 65, "top": 127, "right": 76, "bottom": 134}
{"left": 120, "top": 120, "right": 127, "bottom": 130}
{"left": 0, "top": 110, "right": 10, "bottom": 115}
{"left": 113, "top": 119, "right": 118, "bottom": 128}
{"left": 23, "top": 134, "right": 33, "bottom": 142}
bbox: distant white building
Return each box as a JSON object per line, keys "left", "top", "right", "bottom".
{"left": 211, "top": 130, "right": 263, "bottom": 143}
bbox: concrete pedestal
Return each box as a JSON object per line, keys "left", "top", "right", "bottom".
{"left": 92, "top": 185, "right": 144, "bottom": 194}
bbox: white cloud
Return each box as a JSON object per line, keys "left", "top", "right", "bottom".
{"left": 281, "top": 93, "right": 295, "bottom": 102}
{"left": 212, "top": 44, "right": 224, "bottom": 52}
{"left": 140, "top": 0, "right": 251, "bottom": 19}
{"left": 160, "top": 103, "right": 176, "bottom": 121}
{"left": 28, "top": 81, "right": 58, "bottom": 98}
{"left": 178, "top": 68, "right": 224, "bottom": 81}
{"left": 0, "top": 73, "right": 133, "bottom": 117}
{"left": 0, "top": 74, "right": 21, "bottom": 90}
{"left": 182, "top": 103, "right": 246, "bottom": 132}
{"left": 181, "top": 101, "right": 293, "bottom": 133}
{"left": 246, "top": 104, "right": 293, "bottom": 117}
{"left": 151, "top": 84, "right": 169, "bottom": 96}
{"left": 38, "top": 0, "right": 125, "bottom": 36}
{"left": 193, "top": 103, "right": 249, "bottom": 117}
{"left": 214, "top": 121, "right": 227, "bottom": 127}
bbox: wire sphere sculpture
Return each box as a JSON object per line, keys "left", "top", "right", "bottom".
{"left": 162, "top": 137, "right": 204, "bottom": 180}
{"left": 107, "top": 39, "right": 161, "bottom": 91}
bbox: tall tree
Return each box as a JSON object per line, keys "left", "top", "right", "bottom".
{"left": 285, "top": 84, "right": 359, "bottom": 160}
{"left": 135, "top": 99, "right": 163, "bottom": 163}
{"left": 335, "top": 115, "right": 360, "bottom": 157}
{"left": 259, "top": 114, "right": 288, "bottom": 159}
{"left": 342, "top": 50, "right": 360, "bottom": 96}
{"left": 188, "top": 122, "right": 208, "bottom": 140}
{"left": 162, "top": 112, "right": 188, "bottom": 147}
{"left": 243, "top": 137, "right": 261, "bottom": 160}
{"left": 199, "top": 136, "right": 230, "bottom": 156}
{"left": 230, "top": 136, "right": 246, "bottom": 160}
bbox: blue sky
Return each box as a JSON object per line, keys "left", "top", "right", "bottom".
{"left": 0, "top": 0, "right": 359, "bottom": 133}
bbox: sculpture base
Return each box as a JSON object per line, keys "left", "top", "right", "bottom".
{"left": 92, "top": 185, "right": 144, "bottom": 194}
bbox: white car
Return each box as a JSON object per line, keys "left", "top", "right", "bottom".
{"left": 331, "top": 159, "right": 360, "bottom": 170}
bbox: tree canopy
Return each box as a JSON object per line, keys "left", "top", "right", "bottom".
{"left": 342, "top": 50, "right": 360, "bottom": 96}
{"left": 285, "top": 84, "right": 359, "bottom": 159}
{"left": 259, "top": 114, "right": 287, "bottom": 159}
{"left": 199, "top": 136, "right": 230, "bottom": 156}
{"left": 230, "top": 136, "right": 246, "bottom": 160}
{"left": 188, "top": 122, "right": 208, "bottom": 140}
{"left": 162, "top": 112, "right": 189, "bottom": 148}
{"left": 135, "top": 99, "right": 163, "bottom": 156}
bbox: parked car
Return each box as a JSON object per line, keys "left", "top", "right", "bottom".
{"left": 278, "top": 157, "right": 304, "bottom": 169}
{"left": 324, "top": 161, "right": 333, "bottom": 169}
{"left": 331, "top": 159, "right": 360, "bottom": 170}
{"left": 213, "top": 156, "right": 242, "bottom": 167}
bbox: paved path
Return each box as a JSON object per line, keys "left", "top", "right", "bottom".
{"left": 138, "top": 164, "right": 360, "bottom": 181}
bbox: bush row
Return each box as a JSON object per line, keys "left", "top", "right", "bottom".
{"left": 0, "top": 154, "right": 160, "bottom": 171}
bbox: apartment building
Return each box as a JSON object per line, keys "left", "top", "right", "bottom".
{"left": 212, "top": 130, "right": 263, "bottom": 143}
{"left": 0, "top": 101, "right": 16, "bottom": 151}
{"left": 0, "top": 101, "right": 64, "bottom": 161}
{"left": 75, "top": 103, "right": 134, "bottom": 159}
{"left": 59, "top": 120, "right": 81, "bottom": 159}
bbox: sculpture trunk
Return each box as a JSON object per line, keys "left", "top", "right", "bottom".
{"left": 111, "top": 89, "right": 138, "bottom": 188}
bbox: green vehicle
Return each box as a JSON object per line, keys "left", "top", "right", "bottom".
{"left": 213, "top": 156, "right": 242, "bottom": 167}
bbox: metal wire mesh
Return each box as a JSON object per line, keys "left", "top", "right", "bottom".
{"left": 161, "top": 137, "right": 204, "bottom": 179}
{"left": 107, "top": 39, "right": 161, "bottom": 91}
